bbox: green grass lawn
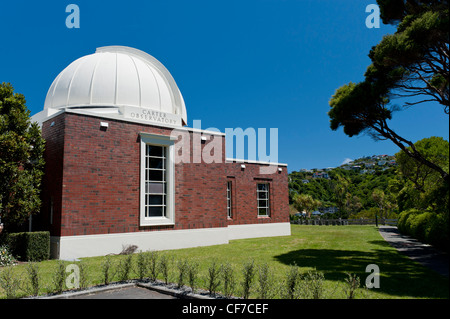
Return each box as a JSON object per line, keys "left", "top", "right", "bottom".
{"left": 1, "top": 225, "right": 448, "bottom": 299}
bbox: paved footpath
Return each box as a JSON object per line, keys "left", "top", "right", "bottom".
{"left": 378, "top": 226, "right": 449, "bottom": 277}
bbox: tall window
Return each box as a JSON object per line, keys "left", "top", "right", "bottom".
{"left": 257, "top": 183, "right": 270, "bottom": 217}
{"left": 145, "top": 145, "right": 166, "bottom": 217}
{"left": 227, "top": 181, "right": 232, "bottom": 218}
{"left": 140, "top": 132, "right": 175, "bottom": 226}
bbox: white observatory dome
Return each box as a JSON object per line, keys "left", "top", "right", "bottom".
{"left": 44, "top": 46, "right": 187, "bottom": 125}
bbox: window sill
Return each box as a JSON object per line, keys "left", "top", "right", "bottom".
{"left": 140, "top": 217, "right": 175, "bottom": 227}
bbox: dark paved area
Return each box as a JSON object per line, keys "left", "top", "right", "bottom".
{"left": 69, "top": 285, "right": 177, "bottom": 299}
{"left": 379, "top": 226, "right": 449, "bottom": 277}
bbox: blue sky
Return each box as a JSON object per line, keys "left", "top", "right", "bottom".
{"left": 1, "top": 0, "right": 448, "bottom": 172}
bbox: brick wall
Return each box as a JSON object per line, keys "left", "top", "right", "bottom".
{"left": 225, "top": 162, "right": 289, "bottom": 226}
{"left": 40, "top": 112, "right": 289, "bottom": 237}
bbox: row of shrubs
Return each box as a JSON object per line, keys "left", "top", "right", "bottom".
{"left": 0, "top": 250, "right": 366, "bottom": 299}
{"left": 397, "top": 209, "right": 449, "bottom": 252}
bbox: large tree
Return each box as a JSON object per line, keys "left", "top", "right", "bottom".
{"left": 292, "top": 193, "right": 322, "bottom": 218}
{"left": 328, "top": 0, "right": 449, "bottom": 183}
{"left": 0, "top": 83, "right": 45, "bottom": 231}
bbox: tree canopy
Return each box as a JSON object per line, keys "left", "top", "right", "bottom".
{"left": 0, "top": 83, "right": 45, "bottom": 231}
{"left": 328, "top": 0, "right": 449, "bottom": 183}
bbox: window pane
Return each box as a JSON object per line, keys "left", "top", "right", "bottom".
{"left": 258, "top": 191, "right": 268, "bottom": 199}
{"left": 257, "top": 183, "right": 267, "bottom": 191}
{"left": 148, "top": 169, "right": 163, "bottom": 181}
{"left": 147, "top": 145, "right": 163, "bottom": 157}
{"left": 258, "top": 207, "right": 268, "bottom": 216}
{"left": 148, "top": 195, "right": 163, "bottom": 205}
{"left": 148, "top": 157, "right": 163, "bottom": 169}
{"left": 146, "top": 182, "right": 165, "bottom": 194}
{"left": 258, "top": 199, "right": 268, "bottom": 208}
{"left": 148, "top": 206, "right": 164, "bottom": 217}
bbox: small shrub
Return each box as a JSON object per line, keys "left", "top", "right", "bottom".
{"left": 0, "top": 245, "right": 17, "bottom": 267}
{"left": 0, "top": 266, "right": 21, "bottom": 299}
{"left": 158, "top": 254, "right": 171, "bottom": 285}
{"left": 206, "top": 259, "right": 221, "bottom": 296}
{"left": 282, "top": 263, "right": 299, "bottom": 299}
{"left": 25, "top": 262, "right": 40, "bottom": 296}
{"left": 300, "top": 269, "right": 325, "bottom": 299}
{"left": 117, "top": 254, "right": 133, "bottom": 282}
{"left": 52, "top": 260, "right": 66, "bottom": 294}
{"left": 148, "top": 251, "right": 159, "bottom": 281}
{"left": 256, "top": 263, "right": 275, "bottom": 299}
{"left": 220, "top": 262, "right": 236, "bottom": 298}
{"left": 187, "top": 260, "right": 200, "bottom": 294}
{"left": 101, "top": 255, "right": 116, "bottom": 285}
{"left": 240, "top": 260, "right": 255, "bottom": 299}
{"left": 135, "top": 252, "right": 148, "bottom": 280}
{"left": 343, "top": 273, "right": 360, "bottom": 299}
{"left": 78, "top": 261, "right": 89, "bottom": 289}
{"left": 176, "top": 259, "right": 189, "bottom": 288}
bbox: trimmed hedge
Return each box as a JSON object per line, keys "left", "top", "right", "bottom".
{"left": 7, "top": 231, "right": 50, "bottom": 261}
{"left": 397, "top": 209, "right": 449, "bottom": 252}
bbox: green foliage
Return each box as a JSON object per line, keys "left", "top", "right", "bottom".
{"left": 206, "top": 259, "right": 221, "bottom": 296}
{"left": 289, "top": 163, "right": 399, "bottom": 218}
{"left": 187, "top": 260, "right": 200, "bottom": 294}
{"left": 220, "top": 262, "right": 236, "bottom": 298}
{"left": 328, "top": 1, "right": 449, "bottom": 183}
{"left": 116, "top": 254, "right": 133, "bottom": 282}
{"left": 100, "top": 255, "right": 115, "bottom": 285}
{"left": 52, "top": 260, "right": 66, "bottom": 294}
{"left": 0, "top": 245, "right": 16, "bottom": 267}
{"left": 397, "top": 208, "right": 449, "bottom": 251}
{"left": 6, "top": 231, "right": 50, "bottom": 262}
{"left": 25, "top": 262, "right": 40, "bottom": 296}
{"left": 240, "top": 259, "right": 255, "bottom": 299}
{"left": 0, "top": 83, "right": 45, "bottom": 230}
{"left": 0, "top": 266, "right": 21, "bottom": 299}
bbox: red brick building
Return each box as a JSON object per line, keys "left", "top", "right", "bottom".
{"left": 32, "top": 46, "right": 290, "bottom": 259}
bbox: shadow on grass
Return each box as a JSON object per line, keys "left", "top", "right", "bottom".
{"left": 274, "top": 248, "right": 449, "bottom": 299}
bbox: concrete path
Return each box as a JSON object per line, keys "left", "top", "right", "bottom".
{"left": 378, "top": 226, "right": 449, "bottom": 277}
{"left": 69, "top": 285, "right": 177, "bottom": 299}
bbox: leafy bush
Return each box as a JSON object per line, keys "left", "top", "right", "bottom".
{"left": 206, "top": 259, "right": 221, "bottom": 296}
{"left": 101, "top": 255, "right": 116, "bottom": 285}
{"left": 409, "top": 212, "right": 434, "bottom": 242}
{"left": 117, "top": 255, "right": 133, "bottom": 282}
{"left": 25, "top": 262, "right": 40, "bottom": 296}
{"left": 7, "top": 231, "right": 50, "bottom": 261}
{"left": 397, "top": 209, "right": 449, "bottom": 251}
{"left": 220, "top": 262, "right": 236, "bottom": 298}
{"left": 0, "top": 245, "right": 17, "bottom": 267}
{"left": 0, "top": 266, "right": 21, "bottom": 299}
{"left": 397, "top": 209, "right": 420, "bottom": 235}
{"left": 187, "top": 260, "right": 200, "bottom": 294}
{"left": 240, "top": 260, "right": 255, "bottom": 299}
{"left": 52, "top": 260, "right": 66, "bottom": 294}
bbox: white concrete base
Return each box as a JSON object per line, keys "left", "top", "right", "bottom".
{"left": 52, "top": 222, "right": 291, "bottom": 260}
{"left": 228, "top": 222, "right": 291, "bottom": 240}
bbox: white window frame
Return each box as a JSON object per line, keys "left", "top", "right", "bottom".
{"left": 257, "top": 183, "right": 270, "bottom": 217}
{"left": 140, "top": 132, "right": 176, "bottom": 226}
{"left": 227, "top": 181, "right": 233, "bottom": 219}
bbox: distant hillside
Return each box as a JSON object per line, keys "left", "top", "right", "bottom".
{"left": 289, "top": 154, "right": 398, "bottom": 218}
